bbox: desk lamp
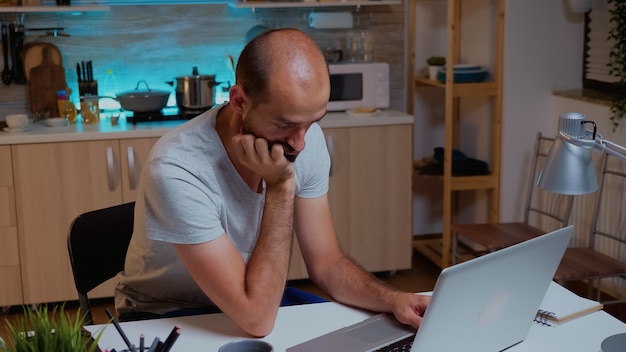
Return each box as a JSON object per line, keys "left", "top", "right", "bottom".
{"left": 537, "top": 112, "right": 626, "bottom": 195}
{"left": 537, "top": 112, "right": 626, "bottom": 351}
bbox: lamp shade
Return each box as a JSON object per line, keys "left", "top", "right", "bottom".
{"left": 537, "top": 136, "right": 598, "bottom": 195}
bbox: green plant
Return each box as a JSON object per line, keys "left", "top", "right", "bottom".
{"left": 607, "top": 0, "right": 626, "bottom": 131}
{"left": 0, "top": 305, "right": 104, "bottom": 352}
{"left": 426, "top": 56, "right": 446, "bottom": 66}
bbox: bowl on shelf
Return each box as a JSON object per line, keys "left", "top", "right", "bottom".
{"left": 436, "top": 65, "right": 488, "bottom": 83}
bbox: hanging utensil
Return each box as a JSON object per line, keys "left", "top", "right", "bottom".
{"left": 8, "top": 22, "right": 16, "bottom": 84}
{"left": 1, "top": 23, "right": 12, "bottom": 85}
{"left": 13, "top": 23, "right": 25, "bottom": 84}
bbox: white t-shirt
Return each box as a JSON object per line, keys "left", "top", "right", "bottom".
{"left": 115, "top": 104, "right": 330, "bottom": 314}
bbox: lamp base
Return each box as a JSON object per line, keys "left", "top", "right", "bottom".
{"left": 601, "top": 333, "right": 626, "bottom": 352}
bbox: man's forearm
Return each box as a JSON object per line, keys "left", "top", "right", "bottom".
{"left": 245, "top": 182, "right": 296, "bottom": 309}
{"left": 316, "top": 255, "right": 399, "bottom": 313}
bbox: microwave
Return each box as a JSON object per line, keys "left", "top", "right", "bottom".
{"left": 327, "top": 62, "right": 390, "bottom": 112}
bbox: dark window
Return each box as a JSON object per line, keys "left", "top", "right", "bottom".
{"left": 583, "top": 7, "right": 616, "bottom": 93}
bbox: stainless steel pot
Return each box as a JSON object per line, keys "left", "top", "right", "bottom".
{"left": 115, "top": 80, "right": 171, "bottom": 112}
{"left": 168, "top": 67, "right": 222, "bottom": 113}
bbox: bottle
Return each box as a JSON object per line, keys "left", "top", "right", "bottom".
{"left": 56, "top": 89, "right": 78, "bottom": 124}
{"left": 101, "top": 69, "right": 121, "bottom": 111}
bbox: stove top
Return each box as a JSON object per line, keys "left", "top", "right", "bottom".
{"left": 124, "top": 107, "right": 209, "bottom": 124}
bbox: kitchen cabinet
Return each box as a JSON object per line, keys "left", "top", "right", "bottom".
{"left": 0, "top": 146, "right": 22, "bottom": 308}
{"left": 12, "top": 137, "right": 158, "bottom": 304}
{"left": 288, "top": 124, "right": 413, "bottom": 279}
{"left": 1, "top": 112, "right": 412, "bottom": 305}
{"left": 0, "top": 5, "right": 109, "bottom": 14}
{"left": 232, "top": 0, "right": 401, "bottom": 9}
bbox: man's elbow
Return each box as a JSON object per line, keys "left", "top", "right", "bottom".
{"left": 238, "top": 314, "right": 277, "bottom": 337}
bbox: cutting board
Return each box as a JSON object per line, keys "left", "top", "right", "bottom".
{"left": 23, "top": 42, "right": 63, "bottom": 81}
{"left": 28, "top": 46, "right": 67, "bottom": 117}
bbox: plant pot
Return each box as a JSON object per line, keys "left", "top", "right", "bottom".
{"left": 428, "top": 66, "right": 441, "bottom": 80}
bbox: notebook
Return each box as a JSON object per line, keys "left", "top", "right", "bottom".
{"left": 287, "top": 226, "right": 574, "bottom": 352}
{"left": 534, "top": 281, "right": 603, "bottom": 326}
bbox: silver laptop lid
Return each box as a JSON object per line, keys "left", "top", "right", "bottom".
{"left": 411, "top": 225, "right": 574, "bottom": 351}
{"left": 286, "top": 226, "right": 573, "bottom": 352}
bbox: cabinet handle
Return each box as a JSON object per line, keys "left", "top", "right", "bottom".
{"left": 127, "top": 146, "right": 137, "bottom": 190}
{"left": 106, "top": 147, "right": 117, "bottom": 191}
{"left": 326, "top": 135, "right": 335, "bottom": 177}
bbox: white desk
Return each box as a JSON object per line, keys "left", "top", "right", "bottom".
{"left": 85, "top": 299, "right": 626, "bottom": 352}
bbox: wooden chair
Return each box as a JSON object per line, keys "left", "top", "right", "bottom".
{"left": 554, "top": 154, "right": 626, "bottom": 305}
{"left": 451, "top": 132, "right": 574, "bottom": 264}
{"left": 67, "top": 202, "right": 135, "bottom": 325}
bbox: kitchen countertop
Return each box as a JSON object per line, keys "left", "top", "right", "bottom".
{"left": 0, "top": 109, "right": 413, "bottom": 145}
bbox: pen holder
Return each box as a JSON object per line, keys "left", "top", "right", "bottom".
{"left": 78, "top": 80, "right": 98, "bottom": 96}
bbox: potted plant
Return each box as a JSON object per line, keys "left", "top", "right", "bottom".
{"left": 608, "top": 0, "right": 626, "bottom": 131}
{"left": 0, "top": 305, "right": 104, "bottom": 352}
{"left": 426, "top": 56, "right": 446, "bottom": 80}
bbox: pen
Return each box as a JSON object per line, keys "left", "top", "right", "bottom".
{"left": 147, "top": 337, "right": 160, "bottom": 352}
{"left": 158, "top": 327, "right": 181, "bottom": 352}
{"left": 105, "top": 309, "right": 137, "bottom": 352}
{"left": 140, "top": 334, "right": 144, "bottom": 352}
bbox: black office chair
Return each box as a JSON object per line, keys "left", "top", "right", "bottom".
{"left": 67, "top": 202, "right": 135, "bottom": 325}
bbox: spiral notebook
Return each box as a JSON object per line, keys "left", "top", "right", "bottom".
{"left": 534, "top": 281, "right": 603, "bottom": 326}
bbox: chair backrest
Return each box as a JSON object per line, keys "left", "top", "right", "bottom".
{"left": 523, "top": 132, "right": 575, "bottom": 231}
{"left": 67, "top": 202, "right": 135, "bottom": 325}
{"left": 590, "top": 153, "right": 626, "bottom": 252}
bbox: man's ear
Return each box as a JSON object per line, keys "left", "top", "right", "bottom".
{"left": 229, "top": 84, "right": 246, "bottom": 114}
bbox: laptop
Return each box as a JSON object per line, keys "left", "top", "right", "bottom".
{"left": 287, "top": 226, "right": 574, "bottom": 352}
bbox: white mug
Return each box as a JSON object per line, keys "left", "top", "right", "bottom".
{"left": 5, "top": 114, "right": 29, "bottom": 129}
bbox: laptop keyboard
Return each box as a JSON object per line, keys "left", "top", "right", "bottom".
{"left": 374, "top": 334, "right": 415, "bottom": 352}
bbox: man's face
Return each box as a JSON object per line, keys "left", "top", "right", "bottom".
{"left": 240, "top": 93, "right": 328, "bottom": 162}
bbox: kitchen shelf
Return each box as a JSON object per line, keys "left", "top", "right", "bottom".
{"left": 415, "top": 76, "right": 499, "bottom": 97}
{"left": 232, "top": 0, "right": 401, "bottom": 9}
{"left": 0, "top": 5, "right": 110, "bottom": 14}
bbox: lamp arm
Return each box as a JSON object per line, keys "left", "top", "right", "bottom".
{"left": 558, "top": 130, "right": 626, "bottom": 163}
{"left": 594, "top": 138, "right": 626, "bottom": 163}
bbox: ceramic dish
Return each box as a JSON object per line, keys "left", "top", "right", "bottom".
{"left": 346, "top": 108, "right": 380, "bottom": 117}
{"left": 45, "top": 117, "right": 69, "bottom": 127}
{"left": 437, "top": 69, "right": 488, "bottom": 83}
{"left": 449, "top": 64, "right": 482, "bottom": 71}
{"left": 3, "top": 127, "right": 28, "bottom": 133}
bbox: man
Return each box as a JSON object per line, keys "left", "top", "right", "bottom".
{"left": 115, "top": 28, "right": 430, "bottom": 337}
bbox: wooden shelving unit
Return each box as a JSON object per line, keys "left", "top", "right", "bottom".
{"left": 410, "top": 0, "right": 504, "bottom": 268}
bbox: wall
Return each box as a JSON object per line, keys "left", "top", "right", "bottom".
{"left": 500, "top": 0, "right": 585, "bottom": 224}
{"left": 0, "top": 4, "right": 406, "bottom": 115}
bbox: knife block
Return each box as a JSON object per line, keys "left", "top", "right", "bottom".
{"left": 78, "top": 80, "right": 98, "bottom": 96}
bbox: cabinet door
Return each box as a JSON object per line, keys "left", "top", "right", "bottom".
{"left": 288, "top": 125, "right": 413, "bottom": 279}
{"left": 0, "top": 146, "right": 22, "bottom": 306}
{"left": 120, "top": 137, "right": 159, "bottom": 202}
{"left": 13, "top": 140, "right": 123, "bottom": 304}
{"left": 327, "top": 125, "right": 413, "bottom": 273}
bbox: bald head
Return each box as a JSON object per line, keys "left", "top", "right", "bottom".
{"left": 236, "top": 28, "right": 329, "bottom": 106}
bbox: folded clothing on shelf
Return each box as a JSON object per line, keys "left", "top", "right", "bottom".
{"left": 418, "top": 147, "right": 490, "bottom": 176}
